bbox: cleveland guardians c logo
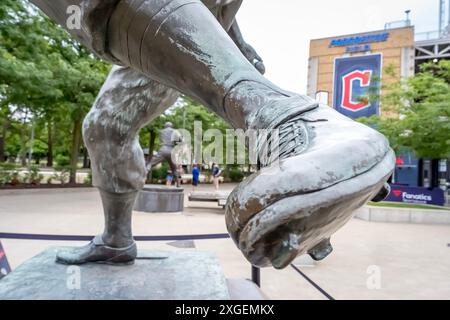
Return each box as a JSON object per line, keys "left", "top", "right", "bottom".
{"left": 341, "top": 70, "right": 372, "bottom": 112}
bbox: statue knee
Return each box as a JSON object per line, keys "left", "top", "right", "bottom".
{"left": 82, "top": 111, "right": 102, "bottom": 151}
{"left": 82, "top": 109, "right": 116, "bottom": 151}
{"left": 83, "top": 108, "right": 134, "bottom": 152}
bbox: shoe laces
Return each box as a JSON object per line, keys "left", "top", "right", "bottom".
{"left": 257, "top": 113, "right": 327, "bottom": 167}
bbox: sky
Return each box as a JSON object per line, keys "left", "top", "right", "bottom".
{"left": 236, "top": 0, "right": 439, "bottom": 93}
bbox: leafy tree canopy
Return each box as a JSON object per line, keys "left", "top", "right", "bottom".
{"left": 359, "top": 60, "right": 450, "bottom": 159}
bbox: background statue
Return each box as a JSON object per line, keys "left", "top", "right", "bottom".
{"left": 147, "top": 122, "right": 182, "bottom": 187}
{"left": 31, "top": 0, "right": 395, "bottom": 268}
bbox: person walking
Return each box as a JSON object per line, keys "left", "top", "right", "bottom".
{"left": 192, "top": 164, "right": 200, "bottom": 192}
{"left": 211, "top": 163, "right": 221, "bottom": 191}
{"left": 166, "top": 170, "right": 174, "bottom": 187}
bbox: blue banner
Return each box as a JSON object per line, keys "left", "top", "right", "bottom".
{"left": 0, "top": 240, "right": 11, "bottom": 279}
{"left": 386, "top": 185, "right": 445, "bottom": 206}
{"left": 333, "top": 54, "right": 382, "bottom": 119}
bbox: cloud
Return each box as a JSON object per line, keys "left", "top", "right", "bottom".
{"left": 236, "top": 0, "right": 438, "bottom": 93}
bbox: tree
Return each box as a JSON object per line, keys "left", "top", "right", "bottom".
{"left": 139, "top": 96, "right": 254, "bottom": 182}
{"left": 1, "top": 0, "right": 63, "bottom": 166}
{"left": 359, "top": 60, "right": 450, "bottom": 160}
{"left": 0, "top": 0, "right": 109, "bottom": 183}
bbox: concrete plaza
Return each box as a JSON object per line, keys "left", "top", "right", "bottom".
{"left": 0, "top": 185, "right": 449, "bottom": 300}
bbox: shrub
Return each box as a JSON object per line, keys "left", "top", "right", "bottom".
{"left": 0, "top": 163, "right": 22, "bottom": 186}
{"left": 53, "top": 166, "right": 70, "bottom": 185}
{"left": 9, "top": 171, "right": 21, "bottom": 185}
{"left": 0, "top": 170, "right": 11, "bottom": 186}
{"left": 24, "top": 166, "right": 44, "bottom": 185}
{"left": 229, "top": 168, "right": 244, "bottom": 182}
{"left": 55, "top": 154, "right": 70, "bottom": 167}
{"left": 0, "top": 162, "right": 17, "bottom": 171}
{"left": 151, "top": 163, "right": 169, "bottom": 182}
{"left": 84, "top": 170, "right": 93, "bottom": 186}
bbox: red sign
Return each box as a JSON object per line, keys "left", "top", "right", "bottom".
{"left": 0, "top": 240, "right": 11, "bottom": 278}
{"left": 392, "top": 189, "right": 402, "bottom": 197}
{"left": 396, "top": 157, "right": 405, "bottom": 166}
{"left": 342, "top": 70, "right": 372, "bottom": 111}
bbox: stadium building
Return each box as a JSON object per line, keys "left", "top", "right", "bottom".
{"left": 307, "top": 2, "right": 450, "bottom": 195}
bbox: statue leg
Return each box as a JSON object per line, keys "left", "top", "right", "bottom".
{"left": 149, "top": 152, "right": 164, "bottom": 168}
{"left": 56, "top": 65, "right": 180, "bottom": 265}
{"left": 105, "top": 0, "right": 279, "bottom": 128}
{"left": 165, "top": 151, "right": 181, "bottom": 187}
{"left": 146, "top": 149, "right": 165, "bottom": 183}
{"left": 149, "top": 147, "right": 180, "bottom": 187}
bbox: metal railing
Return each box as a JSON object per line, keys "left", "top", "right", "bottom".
{"left": 385, "top": 20, "right": 411, "bottom": 30}
{"left": 415, "top": 30, "right": 442, "bottom": 42}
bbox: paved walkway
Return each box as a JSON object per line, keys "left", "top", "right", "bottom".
{"left": 0, "top": 186, "right": 449, "bottom": 300}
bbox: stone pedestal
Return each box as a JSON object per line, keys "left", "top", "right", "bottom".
{"left": 0, "top": 247, "right": 230, "bottom": 300}
{"left": 134, "top": 184, "right": 184, "bottom": 213}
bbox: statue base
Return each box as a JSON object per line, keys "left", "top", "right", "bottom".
{"left": 0, "top": 247, "right": 235, "bottom": 300}
{"left": 134, "top": 184, "right": 184, "bottom": 213}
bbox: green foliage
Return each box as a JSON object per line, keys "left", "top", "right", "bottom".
{"left": 0, "top": 0, "right": 109, "bottom": 178}
{"left": 0, "top": 171, "right": 11, "bottom": 185}
{"left": 151, "top": 163, "right": 169, "bottom": 182}
{"left": 228, "top": 168, "right": 244, "bottom": 182}
{"left": 84, "top": 170, "right": 93, "bottom": 186}
{"left": 139, "top": 96, "right": 251, "bottom": 168}
{"left": 0, "top": 162, "right": 19, "bottom": 185}
{"left": 1, "top": 1, "right": 254, "bottom": 183}
{"left": 0, "top": 163, "right": 44, "bottom": 185}
{"left": 0, "top": 162, "right": 16, "bottom": 170}
{"left": 359, "top": 60, "right": 450, "bottom": 159}
{"left": 9, "top": 170, "right": 21, "bottom": 185}
{"left": 30, "top": 139, "right": 48, "bottom": 163}
{"left": 52, "top": 166, "right": 70, "bottom": 185}
{"left": 55, "top": 154, "right": 70, "bottom": 167}
{"left": 0, "top": 166, "right": 12, "bottom": 185}
{"left": 140, "top": 97, "right": 231, "bottom": 150}
{"left": 23, "top": 165, "right": 43, "bottom": 184}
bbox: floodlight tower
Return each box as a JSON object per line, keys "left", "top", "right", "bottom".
{"left": 439, "top": 0, "right": 444, "bottom": 36}
{"left": 439, "top": 0, "right": 450, "bottom": 37}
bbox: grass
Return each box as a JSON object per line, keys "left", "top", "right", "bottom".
{"left": 367, "top": 201, "right": 449, "bottom": 211}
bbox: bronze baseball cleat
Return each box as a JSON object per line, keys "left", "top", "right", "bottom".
{"left": 225, "top": 97, "right": 394, "bottom": 269}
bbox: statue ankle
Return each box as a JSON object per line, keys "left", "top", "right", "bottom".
{"left": 101, "top": 233, "right": 134, "bottom": 248}
{"left": 224, "top": 81, "right": 285, "bottom": 129}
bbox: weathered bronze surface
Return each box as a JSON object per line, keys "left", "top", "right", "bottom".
{"left": 30, "top": 0, "right": 395, "bottom": 268}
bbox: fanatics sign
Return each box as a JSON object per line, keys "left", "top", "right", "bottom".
{"left": 386, "top": 185, "right": 445, "bottom": 206}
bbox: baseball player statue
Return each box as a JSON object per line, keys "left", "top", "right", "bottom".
{"left": 147, "top": 122, "right": 182, "bottom": 187}
{"left": 30, "top": 0, "right": 394, "bottom": 269}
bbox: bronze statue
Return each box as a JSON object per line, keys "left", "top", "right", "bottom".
{"left": 30, "top": 0, "right": 394, "bottom": 268}
{"left": 147, "top": 122, "right": 182, "bottom": 187}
